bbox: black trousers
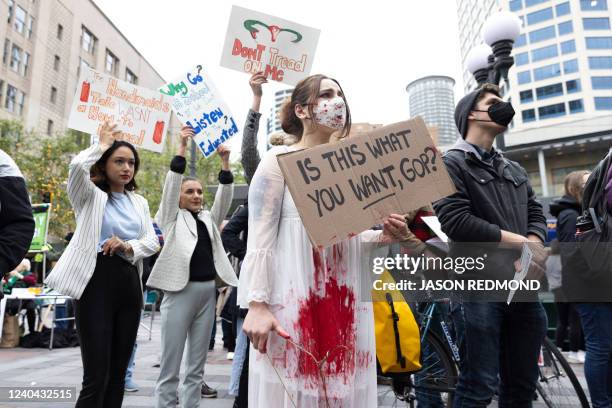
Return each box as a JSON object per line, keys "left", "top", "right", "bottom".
{"left": 75, "top": 253, "right": 142, "bottom": 408}
{"left": 555, "top": 301, "right": 583, "bottom": 352}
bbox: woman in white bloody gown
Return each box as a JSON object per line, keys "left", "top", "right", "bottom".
{"left": 238, "top": 74, "right": 410, "bottom": 408}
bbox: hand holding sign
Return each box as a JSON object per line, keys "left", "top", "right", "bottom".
{"left": 249, "top": 71, "right": 267, "bottom": 97}
{"left": 99, "top": 121, "right": 123, "bottom": 150}
{"left": 217, "top": 144, "right": 231, "bottom": 170}
{"left": 379, "top": 214, "right": 410, "bottom": 245}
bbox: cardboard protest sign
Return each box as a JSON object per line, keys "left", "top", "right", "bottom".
{"left": 220, "top": 5, "right": 320, "bottom": 85}
{"left": 68, "top": 67, "right": 172, "bottom": 153}
{"left": 277, "top": 117, "right": 456, "bottom": 248}
{"left": 160, "top": 65, "right": 238, "bottom": 158}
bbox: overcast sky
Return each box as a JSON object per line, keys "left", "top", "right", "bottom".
{"left": 93, "top": 0, "right": 465, "bottom": 156}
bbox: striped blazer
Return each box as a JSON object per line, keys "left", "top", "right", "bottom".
{"left": 45, "top": 144, "right": 160, "bottom": 300}
{"left": 146, "top": 168, "right": 238, "bottom": 292}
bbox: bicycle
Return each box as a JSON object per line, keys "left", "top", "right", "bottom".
{"left": 378, "top": 299, "right": 590, "bottom": 408}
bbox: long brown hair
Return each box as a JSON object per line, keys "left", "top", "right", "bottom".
{"left": 564, "top": 170, "right": 590, "bottom": 203}
{"left": 280, "top": 74, "right": 351, "bottom": 140}
{"left": 90, "top": 141, "right": 139, "bottom": 195}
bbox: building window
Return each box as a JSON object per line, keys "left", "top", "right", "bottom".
{"left": 555, "top": 2, "right": 570, "bottom": 16}
{"left": 522, "top": 109, "right": 536, "bottom": 122}
{"left": 7, "top": 0, "right": 13, "bottom": 22}
{"left": 5, "top": 85, "right": 16, "bottom": 112}
{"left": 525, "top": 0, "right": 548, "bottom": 6}
{"left": 580, "top": 0, "right": 607, "bottom": 10}
{"left": 539, "top": 102, "right": 566, "bottom": 119}
{"left": 81, "top": 26, "right": 97, "bottom": 54}
{"left": 57, "top": 24, "right": 63, "bottom": 40}
{"left": 569, "top": 99, "right": 584, "bottom": 113}
{"left": 560, "top": 39, "right": 576, "bottom": 54}
{"left": 558, "top": 21, "right": 573, "bottom": 35}
{"left": 583, "top": 17, "right": 611, "bottom": 30}
{"left": 516, "top": 33, "right": 527, "bottom": 47}
{"left": 78, "top": 58, "right": 90, "bottom": 76}
{"left": 566, "top": 79, "right": 581, "bottom": 93}
{"left": 536, "top": 83, "right": 563, "bottom": 99}
{"left": 531, "top": 44, "right": 558, "bottom": 62}
{"left": 518, "top": 70, "right": 532, "bottom": 84}
{"left": 14, "top": 6, "right": 26, "bottom": 34}
{"left": 529, "top": 25, "right": 556, "bottom": 43}
{"left": 563, "top": 59, "right": 579, "bottom": 74}
{"left": 54, "top": 55, "right": 60, "bottom": 71}
{"left": 527, "top": 7, "right": 553, "bottom": 25}
{"left": 586, "top": 36, "right": 612, "bottom": 49}
{"left": 591, "top": 76, "right": 612, "bottom": 89}
{"left": 510, "top": 0, "right": 523, "bottom": 11}
{"left": 595, "top": 96, "right": 612, "bottom": 109}
{"left": 50, "top": 86, "right": 57, "bottom": 103}
{"left": 516, "top": 52, "right": 529, "bottom": 65}
{"left": 2, "top": 39, "right": 9, "bottom": 65}
{"left": 0, "top": 80, "right": 4, "bottom": 106}
{"left": 589, "top": 56, "right": 612, "bottom": 69}
{"left": 10, "top": 44, "right": 21, "bottom": 73}
{"left": 21, "top": 52, "right": 29, "bottom": 76}
{"left": 105, "top": 49, "right": 119, "bottom": 75}
{"left": 520, "top": 89, "right": 534, "bottom": 103}
{"left": 125, "top": 68, "right": 137, "bottom": 84}
{"left": 47, "top": 119, "right": 53, "bottom": 135}
{"left": 5, "top": 84, "right": 24, "bottom": 115}
{"left": 533, "top": 63, "right": 561, "bottom": 81}
{"left": 26, "top": 15, "right": 34, "bottom": 39}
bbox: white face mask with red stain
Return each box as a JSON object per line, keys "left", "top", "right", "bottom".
{"left": 312, "top": 97, "right": 346, "bottom": 130}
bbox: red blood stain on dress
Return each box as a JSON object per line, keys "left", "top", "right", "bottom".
{"left": 294, "top": 276, "right": 356, "bottom": 389}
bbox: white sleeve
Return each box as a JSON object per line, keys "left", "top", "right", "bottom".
{"left": 237, "top": 147, "right": 287, "bottom": 308}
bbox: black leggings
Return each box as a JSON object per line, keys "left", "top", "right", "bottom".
{"left": 75, "top": 253, "right": 142, "bottom": 408}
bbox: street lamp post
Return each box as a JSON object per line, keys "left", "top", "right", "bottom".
{"left": 466, "top": 11, "right": 522, "bottom": 149}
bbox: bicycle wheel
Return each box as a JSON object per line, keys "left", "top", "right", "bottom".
{"left": 536, "top": 337, "right": 590, "bottom": 408}
{"left": 411, "top": 330, "right": 458, "bottom": 407}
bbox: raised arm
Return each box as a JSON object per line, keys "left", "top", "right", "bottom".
{"left": 209, "top": 144, "right": 234, "bottom": 228}
{"left": 241, "top": 71, "right": 267, "bottom": 184}
{"left": 155, "top": 126, "right": 192, "bottom": 230}
{"left": 67, "top": 122, "right": 120, "bottom": 211}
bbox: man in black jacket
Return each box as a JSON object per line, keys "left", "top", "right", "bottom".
{"left": 434, "top": 84, "right": 548, "bottom": 407}
{"left": 0, "top": 149, "right": 34, "bottom": 282}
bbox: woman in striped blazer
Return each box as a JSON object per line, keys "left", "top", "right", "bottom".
{"left": 45, "top": 122, "right": 160, "bottom": 408}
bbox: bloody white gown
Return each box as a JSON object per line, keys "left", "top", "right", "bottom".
{"left": 238, "top": 145, "right": 382, "bottom": 408}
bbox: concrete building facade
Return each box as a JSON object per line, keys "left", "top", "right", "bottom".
{"left": 456, "top": 0, "right": 612, "bottom": 197}
{"left": 0, "top": 0, "right": 175, "bottom": 136}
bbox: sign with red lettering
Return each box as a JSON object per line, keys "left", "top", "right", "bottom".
{"left": 220, "top": 5, "right": 320, "bottom": 85}
{"left": 68, "top": 67, "right": 172, "bottom": 153}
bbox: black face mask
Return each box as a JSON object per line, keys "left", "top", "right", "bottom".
{"left": 472, "top": 101, "right": 515, "bottom": 127}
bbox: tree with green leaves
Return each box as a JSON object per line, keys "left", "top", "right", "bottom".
{"left": 1, "top": 120, "right": 245, "bottom": 240}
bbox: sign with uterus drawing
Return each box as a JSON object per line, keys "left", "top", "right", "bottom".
{"left": 220, "top": 5, "right": 320, "bottom": 85}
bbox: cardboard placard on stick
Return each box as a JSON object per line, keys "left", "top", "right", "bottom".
{"left": 277, "top": 117, "right": 456, "bottom": 248}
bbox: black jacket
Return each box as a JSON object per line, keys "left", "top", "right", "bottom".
{"left": 433, "top": 139, "right": 547, "bottom": 285}
{"left": 549, "top": 195, "right": 580, "bottom": 294}
{"left": 549, "top": 196, "right": 580, "bottom": 244}
{"left": 0, "top": 150, "right": 35, "bottom": 280}
{"left": 221, "top": 203, "right": 248, "bottom": 261}
{"left": 563, "top": 152, "right": 612, "bottom": 301}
